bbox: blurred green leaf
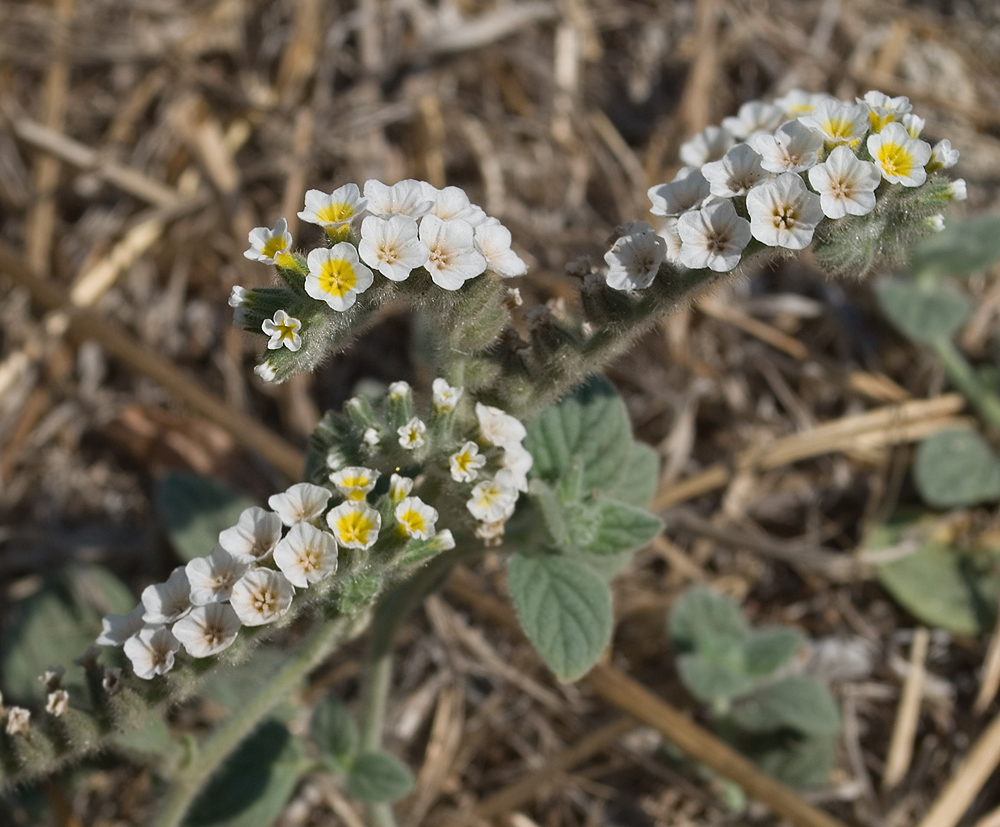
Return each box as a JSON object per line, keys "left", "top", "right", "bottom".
{"left": 508, "top": 553, "right": 613, "bottom": 682}
{"left": 612, "top": 442, "right": 661, "bottom": 509}
{"left": 743, "top": 731, "right": 837, "bottom": 790}
{"left": 310, "top": 697, "right": 356, "bottom": 773}
{"left": 875, "top": 278, "right": 970, "bottom": 345}
{"left": 677, "top": 654, "right": 756, "bottom": 703}
{"left": 913, "top": 430, "right": 1000, "bottom": 508}
{"left": 741, "top": 628, "right": 805, "bottom": 678}
{"left": 1, "top": 565, "right": 134, "bottom": 702}
{"left": 199, "top": 647, "right": 287, "bottom": 712}
{"left": 910, "top": 213, "right": 1000, "bottom": 280}
{"left": 669, "top": 587, "right": 748, "bottom": 658}
{"left": 346, "top": 751, "right": 414, "bottom": 803}
{"left": 730, "top": 676, "right": 840, "bottom": 737}
{"left": 154, "top": 473, "right": 255, "bottom": 563}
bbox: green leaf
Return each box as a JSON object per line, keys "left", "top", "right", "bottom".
{"left": 346, "top": 751, "right": 415, "bottom": 803}
{"left": 742, "top": 732, "right": 837, "bottom": 790}
{"left": 913, "top": 430, "right": 1000, "bottom": 508}
{"left": 525, "top": 377, "right": 633, "bottom": 495}
{"left": 154, "top": 473, "right": 255, "bottom": 563}
{"left": 311, "top": 697, "right": 357, "bottom": 772}
{"left": 575, "top": 500, "right": 663, "bottom": 556}
{"left": 508, "top": 553, "right": 613, "bottom": 682}
{"left": 1, "top": 565, "right": 134, "bottom": 702}
{"left": 677, "top": 654, "right": 756, "bottom": 703}
{"left": 874, "top": 278, "right": 970, "bottom": 345}
{"left": 528, "top": 479, "right": 569, "bottom": 547}
{"left": 109, "top": 714, "right": 179, "bottom": 764}
{"left": 199, "top": 647, "right": 288, "bottom": 711}
{"left": 741, "top": 628, "right": 805, "bottom": 678}
{"left": 730, "top": 676, "right": 840, "bottom": 736}
{"left": 186, "top": 719, "right": 306, "bottom": 827}
{"left": 612, "top": 442, "right": 661, "bottom": 509}
{"left": 911, "top": 213, "right": 1000, "bottom": 280}
{"left": 669, "top": 587, "right": 748, "bottom": 657}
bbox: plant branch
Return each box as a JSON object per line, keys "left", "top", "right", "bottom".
{"left": 930, "top": 335, "right": 1000, "bottom": 439}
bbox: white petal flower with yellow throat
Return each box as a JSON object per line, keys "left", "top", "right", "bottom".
{"left": 363, "top": 179, "right": 434, "bottom": 218}
{"left": 244, "top": 218, "right": 294, "bottom": 266}
{"left": 389, "top": 473, "right": 413, "bottom": 503}
{"left": 172, "top": 603, "right": 241, "bottom": 657}
{"left": 450, "top": 441, "right": 487, "bottom": 483}
{"left": 261, "top": 309, "right": 303, "bottom": 352}
{"left": 219, "top": 506, "right": 283, "bottom": 564}
{"left": 604, "top": 222, "right": 666, "bottom": 292}
{"left": 358, "top": 215, "right": 430, "bottom": 282}
{"left": 397, "top": 417, "right": 427, "bottom": 450}
{"left": 419, "top": 183, "right": 486, "bottom": 224}
{"left": 648, "top": 168, "right": 711, "bottom": 217}
{"left": 297, "top": 184, "right": 366, "bottom": 228}
{"left": 773, "top": 89, "right": 831, "bottom": 118}
{"left": 860, "top": 91, "right": 911, "bottom": 132}
{"left": 141, "top": 567, "right": 192, "bottom": 625}
{"left": 467, "top": 470, "right": 519, "bottom": 523}
{"left": 501, "top": 443, "right": 533, "bottom": 492}
{"left": 124, "top": 627, "right": 181, "bottom": 679}
{"left": 273, "top": 523, "right": 339, "bottom": 588}
{"left": 928, "top": 139, "right": 959, "bottom": 172}
{"left": 721, "top": 101, "right": 784, "bottom": 139}
{"left": 751, "top": 120, "right": 824, "bottom": 174}
{"left": 395, "top": 497, "right": 439, "bottom": 540}
{"left": 746, "top": 172, "right": 824, "bottom": 249}
{"left": 230, "top": 569, "right": 294, "bottom": 626}
{"left": 677, "top": 198, "right": 752, "bottom": 272}
{"left": 474, "top": 219, "right": 527, "bottom": 278}
{"left": 432, "top": 378, "right": 463, "bottom": 413}
{"left": 329, "top": 466, "right": 379, "bottom": 501}
{"left": 186, "top": 545, "right": 249, "bottom": 605}
{"left": 807, "top": 145, "right": 882, "bottom": 219}
{"left": 268, "top": 482, "right": 332, "bottom": 526}
{"left": 419, "top": 215, "right": 487, "bottom": 291}
{"left": 701, "top": 144, "right": 769, "bottom": 198}
{"left": 305, "top": 244, "right": 374, "bottom": 312}
{"left": 798, "top": 100, "right": 870, "bottom": 146}
{"left": 326, "top": 501, "right": 382, "bottom": 550}
{"left": 476, "top": 402, "right": 527, "bottom": 449}
{"left": 867, "top": 122, "right": 932, "bottom": 187}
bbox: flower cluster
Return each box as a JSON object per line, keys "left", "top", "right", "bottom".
{"left": 98, "top": 379, "right": 530, "bottom": 679}
{"left": 606, "top": 90, "right": 965, "bottom": 287}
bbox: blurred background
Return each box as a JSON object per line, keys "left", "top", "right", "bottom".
{"left": 2, "top": 0, "right": 1000, "bottom": 824}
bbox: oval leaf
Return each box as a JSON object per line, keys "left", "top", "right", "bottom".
{"left": 914, "top": 430, "right": 1000, "bottom": 508}
{"left": 741, "top": 628, "right": 805, "bottom": 678}
{"left": 311, "top": 696, "right": 357, "bottom": 771}
{"left": 911, "top": 213, "right": 1000, "bottom": 280}
{"left": 730, "top": 676, "right": 840, "bottom": 736}
{"left": 874, "top": 278, "right": 970, "bottom": 345}
{"left": 677, "top": 654, "right": 756, "bottom": 703}
{"left": 669, "top": 587, "right": 748, "bottom": 657}
{"left": 508, "top": 553, "right": 613, "bottom": 682}
{"left": 154, "top": 473, "right": 255, "bottom": 562}
{"left": 346, "top": 751, "right": 415, "bottom": 803}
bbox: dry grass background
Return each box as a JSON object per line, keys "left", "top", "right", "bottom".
{"left": 3, "top": 0, "right": 1000, "bottom": 824}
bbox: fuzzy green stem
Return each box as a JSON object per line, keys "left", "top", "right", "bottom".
{"left": 151, "top": 614, "right": 356, "bottom": 827}
{"left": 930, "top": 335, "right": 1000, "bottom": 438}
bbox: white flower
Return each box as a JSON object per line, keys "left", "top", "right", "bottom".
{"left": 658, "top": 218, "right": 683, "bottom": 263}
{"left": 467, "top": 470, "right": 519, "bottom": 522}
{"left": 229, "top": 286, "right": 248, "bottom": 308}
{"left": 97, "top": 604, "right": 146, "bottom": 646}
{"left": 419, "top": 183, "right": 486, "bottom": 224}
{"left": 171, "top": 603, "right": 241, "bottom": 657}
{"left": 254, "top": 362, "right": 277, "bottom": 383}
{"left": 395, "top": 497, "right": 439, "bottom": 539}
{"left": 363, "top": 179, "right": 434, "bottom": 218}
{"left": 902, "top": 113, "right": 925, "bottom": 138}
{"left": 186, "top": 545, "right": 249, "bottom": 605}
{"left": 419, "top": 215, "right": 487, "bottom": 290}
{"left": 751, "top": 120, "right": 824, "bottom": 173}
{"left": 218, "top": 506, "right": 283, "bottom": 563}
{"left": 867, "top": 122, "right": 932, "bottom": 187}
{"left": 476, "top": 402, "right": 527, "bottom": 449}
{"left": 773, "top": 89, "right": 831, "bottom": 117}
{"left": 229, "top": 569, "right": 294, "bottom": 627}
{"left": 141, "top": 567, "right": 191, "bottom": 625}
{"left": 859, "top": 91, "right": 911, "bottom": 131}
{"left": 6, "top": 707, "right": 30, "bottom": 735}
{"left": 679, "top": 126, "right": 735, "bottom": 167}
{"left": 329, "top": 467, "right": 379, "bottom": 500}
{"left": 388, "top": 380, "right": 411, "bottom": 399}
{"left": 124, "top": 627, "right": 181, "bottom": 680}
{"left": 358, "top": 215, "right": 430, "bottom": 282}
{"left": 268, "top": 482, "right": 332, "bottom": 526}
{"left": 244, "top": 218, "right": 294, "bottom": 265}
{"left": 363, "top": 427, "right": 381, "bottom": 447}
{"left": 798, "top": 100, "right": 869, "bottom": 146}
{"left": 928, "top": 139, "right": 959, "bottom": 172}
{"left": 273, "top": 523, "right": 339, "bottom": 588}
{"left": 807, "top": 145, "right": 882, "bottom": 219}
{"left": 721, "top": 101, "right": 784, "bottom": 139}
{"left": 501, "top": 443, "right": 533, "bottom": 492}
{"left": 297, "top": 184, "right": 367, "bottom": 228}
{"left": 746, "top": 172, "right": 824, "bottom": 249}
{"left": 700, "top": 144, "right": 769, "bottom": 197}
{"left": 946, "top": 179, "right": 967, "bottom": 201}
{"left": 305, "top": 243, "right": 375, "bottom": 312}
{"left": 604, "top": 222, "right": 666, "bottom": 291}
{"left": 432, "top": 378, "right": 463, "bottom": 413}
{"left": 648, "top": 168, "right": 711, "bottom": 217}
{"left": 389, "top": 474, "right": 414, "bottom": 503}
{"left": 397, "top": 417, "right": 427, "bottom": 450}
{"left": 926, "top": 214, "right": 946, "bottom": 232}
{"left": 326, "top": 501, "right": 382, "bottom": 550}
{"left": 435, "top": 529, "right": 456, "bottom": 551}
{"left": 677, "top": 198, "right": 752, "bottom": 272}
{"left": 474, "top": 219, "right": 527, "bottom": 278}
{"left": 450, "top": 441, "right": 487, "bottom": 483}
{"left": 46, "top": 689, "right": 69, "bottom": 717}
{"left": 261, "top": 309, "right": 303, "bottom": 351}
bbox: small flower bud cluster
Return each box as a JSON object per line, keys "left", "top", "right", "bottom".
{"left": 606, "top": 90, "right": 965, "bottom": 288}
{"left": 232, "top": 180, "right": 527, "bottom": 383}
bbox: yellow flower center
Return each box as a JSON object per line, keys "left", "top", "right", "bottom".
{"left": 316, "top": 202, "right": 356, "bottom": 224}
{"left": 261, "top": 236, "right": 288, "bottom": 258}
{"left": 275, "top": 251, "right": 297, "bottom": 269}
{"left": 876, "top": 142, "right": 913, "bottom": 179}
{"left": 274, "top": 319, "right": 298, "bottom": 342}
{"left": 455, "top": 451, "right": 475, "bottom": 473}
{"left": 318, "top": 258, "right": 358, "bottom": 298}
{"left": 869, "top": 111, "right": 896, "bottom": 132}
{"left": 822, "top": 117, "right": 853, "bottom": 141}
{"left": 398, "top": 509, "right": 426, "bottom": 536}
{"left": 336, "top": 510, "right": 376, "bottom": 545}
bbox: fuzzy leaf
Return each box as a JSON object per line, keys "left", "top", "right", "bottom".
{"left": 528, "top": 479, "right": 569, "bottom": 547}
{"left": 741, "top": 628, "right": 805, "bottom": 678}
{"left": 730, "top": 676, "right": 840, "bottom": 736}
{"left": 154, "top": 473, "right": 255, "bottom": 563}
{"left": 311, "top": 697, "right": 357, "bottom": 772}
{"left": 186, "top": 719, "right": 306, "bottom": 827}
{"left": 743, "top": 732, "right": 837, "bottom": 790}
{"left": 508, "top": 553, "right": 613, "bottom": 682}
{"left": 526, "top": 377, "right": 633, "bottom": 495}
{"left": 669, "top": 587, "right": 748, "bottom": 657}
{"left": 346, "top": 751, "right": 415, "bottom": 803}
{"left": 612, "top": 442, "right": 661, "bottom": 509}
{"left": 911, "top": 213, "right": 1000, "bottom": 280}
{"left": 1, "top": 565, "right": 134, "bottom": 702}
{"left": 677, "top": 654, "right": 756, "bottom": 703}
{"left": 874, "top": 278, "right": 970, "bottom": 345}
{"left": 566, "top": 499, "right": 663, "bottom": 556}
{"left": 913, "top": 430, "right": 1000, "bottom": 508}
{"left": 199, "top": 647, "right": 287, "bottom": 711}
